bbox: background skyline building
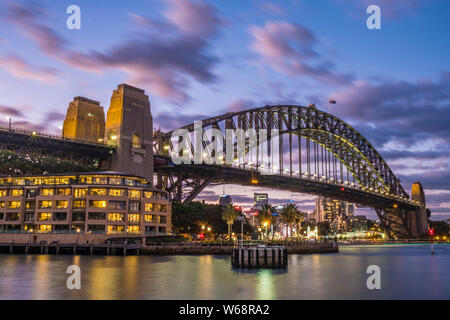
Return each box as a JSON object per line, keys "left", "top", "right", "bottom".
{"left": 315, "top": 197, "right": 354, "bottom": 233}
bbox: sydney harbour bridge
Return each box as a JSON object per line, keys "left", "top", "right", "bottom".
{"left": 0, "top": 86, "right": 429, "bottom": 239}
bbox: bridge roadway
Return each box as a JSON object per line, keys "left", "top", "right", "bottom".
{"left": 155, "top": 162, "right": 420, "bottom": 210}
{"left": 0, "top": 126, "right": 114, "bottom": 161}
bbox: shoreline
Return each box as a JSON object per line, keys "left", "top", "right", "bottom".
{"left": 0, "top": 242, "right": 338, "bottom": 256}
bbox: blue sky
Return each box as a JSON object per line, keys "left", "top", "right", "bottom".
{"left": 0, "top": 0, "right": 449, "bottom": 218}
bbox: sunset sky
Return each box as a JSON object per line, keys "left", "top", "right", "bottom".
{"left": 0, "top": 0, "right": 449, "bottom": 219}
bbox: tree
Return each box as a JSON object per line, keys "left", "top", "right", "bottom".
{"left": 257, "top": 204, "right": 277, "bottom": 238}
{"left": 280, "top": 204, "right": 298, "bottom": 240}
{"left": 222, "top": 204, "right": 238, "bottom": 239}
{"left": 293, "top": 210, "right": 307, "bottom": 243}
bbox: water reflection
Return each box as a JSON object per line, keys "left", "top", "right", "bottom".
{"left": 0, "top": 245, "right": 449, "bottom": 299}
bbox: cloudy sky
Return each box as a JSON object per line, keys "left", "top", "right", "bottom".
{"left": 0, "top": 0, "right": 449, "bottom": 219}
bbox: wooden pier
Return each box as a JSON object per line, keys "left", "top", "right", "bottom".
{"left": 232, "top": 246, "right": 288, "bottom": 268}
{"left": 0, "top": 242, "right": 142, "bottom": 256}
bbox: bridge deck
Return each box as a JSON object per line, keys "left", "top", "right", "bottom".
{"left": 156, "top": 164, "right": 420, "bottom": 210}
{"left": 0, "top": 126, "right": 114, "bottom": 159}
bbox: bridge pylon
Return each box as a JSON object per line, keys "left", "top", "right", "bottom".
{"left": 104, "top": 84, "right": 154, "bottom": 182}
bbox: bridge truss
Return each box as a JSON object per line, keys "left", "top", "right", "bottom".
{"left": 154, "top": 105, "right": 423, "bottom": 239}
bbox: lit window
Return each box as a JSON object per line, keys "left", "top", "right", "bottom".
{"left": 57, "top": 188, "right": 71, "bottom": 195}
{"left": 25, "top": 201, "right": 35, "bottom": 209}
{"left": 39, "top": 200, "right": 52, "bottom": 209}
{"left": 91, "top": 188, "right": 107, "bottom": 196}
{"left": 158, "top": 204, "right": 167, "bottom": 212}
{"left": 38, "top": 213, "right": 52, "bottom": 221}
{"left": 55, "top": 178, "right": 70, "bottom": 185}
{"left": 132, "top": 133, "right": 141, "bottom": 148}
{"left": 124, "top": 179, "right": 134, "bottom": 186}
{"left": 73, "top": 200, "right": 86, "bottom": 209}
{"left": 89, "top": 200, "right": 107, "bottom": 208}
{"left": 144, "top": 191, "right": 153, "bottom": 198}
{"left": 128, "top": 214, "right": 140, "bottom": 223}
{"left": 43, "top": 178, "right": 55, "bottom": 185}
{"left": 9, "top": 201, "right": 21, "bottom": 209}
{"left": 107, "top": 225, "right": 124, "bottom": 234}
{"left": 93, "top": 177, "right": 108, "bottom": 184}
{"left": 129, "top": 190, "right": 141, "bottom": 199}
{"left": 81, "top": 176, "right": 93, "bottom": 184}
{"left": 108, "top": 213, "right": 124, "bottom": 222}
{"left": 74, "top": 188, "right": 87, "bottom": 197}
{"left": 40, "top": 188, "right": 54, "bottom": 196}
{"left": 38, "top": 224, "right": 52, "bottom": 233}
{"left": 0, "top": 201, "right": 4, "bottom": 208}
{"left": 0, "top": 190, "right": 7, "bottom": 197}
{"left": 13, "top": 179, "right": 25, "bottom": 185}
{"left": 127, "top": 225, "right": 140, "bottom": 233}
{"left": 11, "top": 189, "right": 23, "bottom": 197}
{"left": 145, "top": 203, "right": 154, "bottom": 212}
{"left": 145, "top": 214, "right": 157, "bottom": 223}
{"left": 109, "top": 178, "right": 122, "bottom": 185}
{"left": 55, "top": 200, "right": 68, "bottom": 209}
{"left": 109, "top": 189, "right": 125, "bottom": 197}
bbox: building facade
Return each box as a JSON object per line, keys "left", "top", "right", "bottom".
{"left": 0, "top": 172, "right": 171, "bottom": 243}
{"left": 253, "top": 193, "right": 268, "bottom": 210}
{"left": 218, "top": 194, "right": 232, "bottom": 206}
{"left": 315, "top": 197, "right": 354, "bottom": 233}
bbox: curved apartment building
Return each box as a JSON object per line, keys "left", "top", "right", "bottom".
{"left": 0, "top": 172, "right": 171, "bottom": 243}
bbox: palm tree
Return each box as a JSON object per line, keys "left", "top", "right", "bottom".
{"left": 222, "top": 204, "right": 237, "bottom": 240}
{"left": 293, "top": 211, "right": 307, "bottom": 243}
{"left": 280, "top": 204, "right": 298, "bottom": 241}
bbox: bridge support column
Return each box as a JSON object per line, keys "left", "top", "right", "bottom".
{"left": 104, "top": 84, "right": 154, "bottom": 182}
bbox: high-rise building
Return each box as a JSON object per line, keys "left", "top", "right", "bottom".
{"left": 253, "top": 193, "right": 268, "bottom": 210}
{"left": 315, "top": 197, "right": 354, "bottom": 232}
{"left": 351, "top": 215, "right": 369, "bottom": 231}
{"left": 62, "top": 96, "right": 105, "bottom": 143}
{"left": 218, "top": 194, "right": 232, "bottom": 206}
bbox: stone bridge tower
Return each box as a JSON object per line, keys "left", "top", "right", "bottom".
{"left": 105, "top": 84, "right": 153, "bottom": 183}
{"left": 411, "top": 181, "right": 429, "bottom": 235}
{"left": 62, "top": 96, "right": 105, "bottom": 143}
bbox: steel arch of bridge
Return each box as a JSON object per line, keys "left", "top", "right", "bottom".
{"left": 156, "top": 105, "right": 416, "bottom": 202}
{"left": 154, "top": 105, "right": 425, "bottom": 239}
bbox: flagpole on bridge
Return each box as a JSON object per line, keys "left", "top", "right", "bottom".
{"left": 328, "top": 99, "right": 336, "bottom": 114}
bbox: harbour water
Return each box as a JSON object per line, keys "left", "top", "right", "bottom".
{"left": 0, "top": 245, "right": 449, "bottom": 300}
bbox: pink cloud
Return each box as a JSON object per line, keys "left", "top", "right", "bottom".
{"left": 7, "top": 0, "right": 226, "bottom": 104}
{"left": 249, "top": 21, "right": 352, "bottom": 84}
{"left": 0, "top": 54, "right": 59, "bottom": 83}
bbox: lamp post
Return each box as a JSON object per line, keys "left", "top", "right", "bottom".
{"left": 237, "top": 216, "right": 246, "bottom": 247}
{"left": 263, "top": 221, "right": 269, "bottom": 245}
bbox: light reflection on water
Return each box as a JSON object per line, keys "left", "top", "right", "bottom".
{"left": 0, "top": 245, "right": 449, "bottom": 300}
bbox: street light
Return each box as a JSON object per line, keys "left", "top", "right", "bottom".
{"left": 263, "top": 221, "right": 269, "bottom": 242}
{"left": 237, "top": 216, "right": 246, "bottom": 247}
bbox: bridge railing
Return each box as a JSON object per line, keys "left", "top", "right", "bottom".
{"left": 0, "top": 125, "right": 114, "bottom": 148}
{"left": 164, "top": 149, "right": 420, "bottom": 206}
